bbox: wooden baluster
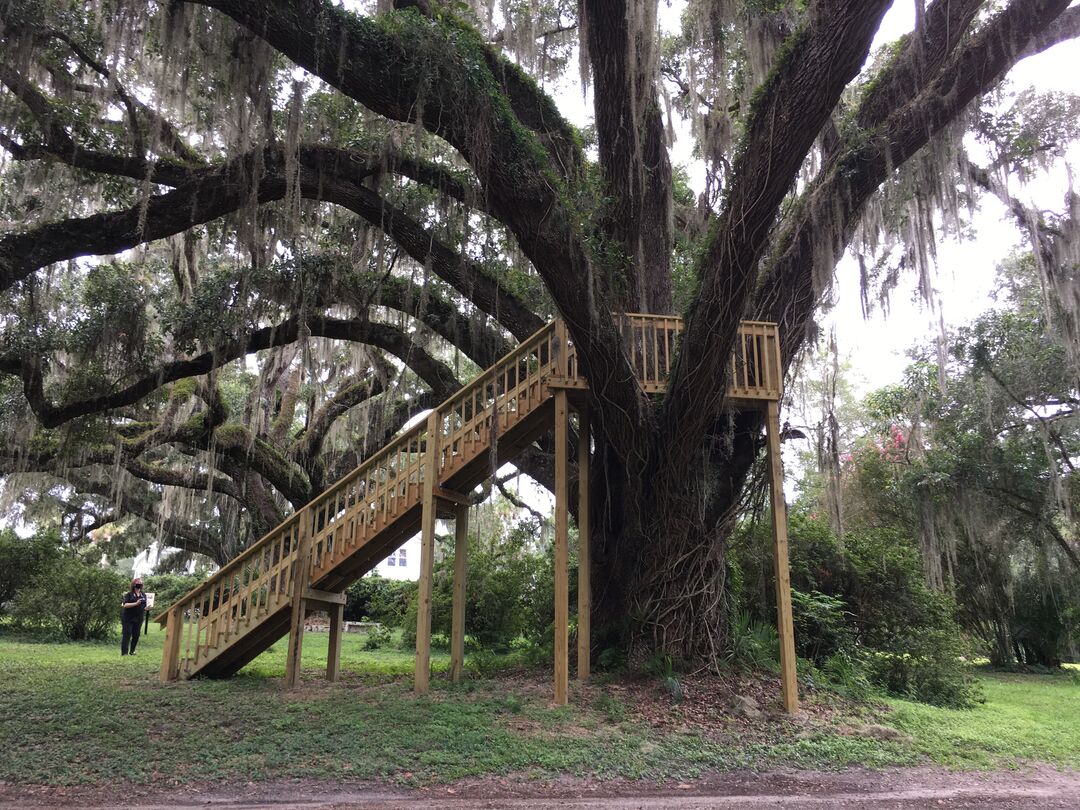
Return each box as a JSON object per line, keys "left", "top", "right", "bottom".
{"left": 555, "top": 319, "right": 569, "bottom": 378}
{"left": 771, "top": 329, "right": 783, "bottom": 398}
{"left": 651, "top": 323, "right": 659, "bottom": 386}
{"left": 414, "top": 412, "right": 440, "bottom": 695}
{"left": 753, "top": 330, "right": 763, "bottom": 392}
{"left": 183, "top": 595, "right": 197, "bottom": 672}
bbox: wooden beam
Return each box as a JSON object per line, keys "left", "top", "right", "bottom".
{"left": 766, "top": 400, "right": 799, "bottom": 714}
{"left": 302, "top": 588, "right": 346, "bottom": 606}
{"left": 576, "top": 407, "right": 591, "bottom": 682}
{"left": 414, "top": 411, "right": 440, "bottom": 696}
{"left": 553, "top": 389, "right": 570, "bottom": 705}
{"left": 327, "top": 602, "right": 344, "bottom": 682}
{"left": 159, "top": 604, "right": 183, "bottom": 682}
{"left": 285, "top": 514, "right": 312, "bottom": 689}
{"left": 450, "top": 503, "right": 469, "bottom": 684}
{"left": 433, "top": 486, "right": 472, "bottom": 507}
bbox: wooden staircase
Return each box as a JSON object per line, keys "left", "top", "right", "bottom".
{"left": 157, "top": 315, "right": 784, "bottom": 683}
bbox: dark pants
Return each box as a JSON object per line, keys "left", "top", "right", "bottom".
{"left": 121, "top": 614, "right": 143, "bottom": 655}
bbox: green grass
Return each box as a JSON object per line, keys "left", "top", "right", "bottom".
{"left": 887, "top": 667, "right": 1080, "bottom": 768}
{"left": 0, "top": 628, "right": 1076, "bottom": 786}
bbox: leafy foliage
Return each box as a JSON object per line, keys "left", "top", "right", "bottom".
{"left": 403, "top": 519, "right": 567, "bottom": 652}
{"left": 344, "top": 574, "right": 415, "bottom": 626}
{"left": 0, "top": 528, "right": 61, "bottom": 611}
{"left": 13, "top": 557, "right": 126, "bottom": 641}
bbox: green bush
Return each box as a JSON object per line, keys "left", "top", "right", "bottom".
{"left": 345, "top": 574, "right": 415, "bottom": 626}
{"left": 866, "top": 624, "right": 981, "bottom": 708}
{"left": 733, "top": 515, "right": 977, "bottom": 706}
{"left": 0, "top": 528, "right": 61, "bottom": 612}
{"left": 791, "top": 588, "right": 853, "bottom": 666}
{"left": 402, "top": 523, "right": 565, "bottom": 652}
{"left": 362, "top": 624, "right": 392, "bottom": 650}
{"left": 819, "top": 650, "right": 873, "bottom": 700}
{"left": 13, "top": 558, "right": 127, "bottom": 641}
{"left": 725, "top": 611, "right": 780, "bottom": 673}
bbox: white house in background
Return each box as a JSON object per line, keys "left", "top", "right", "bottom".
{"left": 370, "top": 533, "right": 421, "bottom": 580}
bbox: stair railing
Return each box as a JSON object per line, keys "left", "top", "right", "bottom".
{"left": 157, "top": 320, "right": 561, "bottom": 680}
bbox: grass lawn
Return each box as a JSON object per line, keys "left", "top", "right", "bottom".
{"left": 0, "top": 626, "right": 1076, "bottom": 787}
{"left": 887, "top": 668, "right": 1080, "bottom": 769}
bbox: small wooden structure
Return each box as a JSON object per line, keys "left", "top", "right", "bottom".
{"left": 157, "top": 315, "right": 797, "bottom": 714}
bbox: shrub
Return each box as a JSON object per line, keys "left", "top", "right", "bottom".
{"left": 362, "top": 624, "right": 392, "bottom": 650}
{"left": 345, "top": 574, "right": 414, "bottom": 626}
{"left": 790, "top": 588, "right": 853, "bottom": 666}
{"left": 14, "top": 558, "right": 127, "bottom": 640}
{"left": 466, "top": 648, "right": 501, "bottom": 678}
{"left": 820, "top": 650, "right": 873, "bottom": 700}
{"left": 732, "top": 515, "right": 977, "bottom": 707}
{"left": 0, "top": 528, "right": 61, "bottom": 612}
{"left": 402, "top": 525, "right": 566, "bottom": 652}
{"left": 866, "top": 624, "right": 981, "bottom": 708}
{"left": 596, "top": 646, "right": 627, "bottom": 672}
{"left": 725, "top": 611, "right": 780, "bottom": 673}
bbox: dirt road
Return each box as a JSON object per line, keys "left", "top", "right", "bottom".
{"left": 4, "top": 766, "right": 1080, "bottom": 809}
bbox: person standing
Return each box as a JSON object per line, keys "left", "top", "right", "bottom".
{"left": 121, "top": 578, "right": 147, "bottom": 656}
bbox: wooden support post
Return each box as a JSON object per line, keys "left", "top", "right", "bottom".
{"left": 414, "top": 411, "right": 439, "bottom": 696}
{"left": 285, "top": 514, "right": 312, "bottom": 689}
{"left": 576, "top": 407, "right": 591, "bottom": 681}
{"left": 159, "top": 604, "right": 183, "bottom": 682}
{"left": 450, "top": 503, "right": 469, "bottom": 684}
{"left": 766, "top": 400, "right": 799, "bottom": 714}
{"left": 553, "top": 389, "right": 570, "bottom": 705}
{"left": 327, "top": 601, "right": 344, "bottom": 682}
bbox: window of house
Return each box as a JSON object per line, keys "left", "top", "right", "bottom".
{"left": 386, "top": 554, "right": 396, "bottom": 566}
{"left": 398, "top": 548, "right": 407, "bottom": 566}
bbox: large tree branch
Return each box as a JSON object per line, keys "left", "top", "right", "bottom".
{"left": 0, "top": 142, "right": 542, "bottom": 340}
{"left": 182, "top": 0, "right": 645, "bottom": 460}
{"left": 661, "top": 0, "right": 891, "bottom": 467}
{"left": 754, "top": 0, "right": 1074, "bottom": 369}
{"left": 582, "top": 0, "right": 673, "bottom": 312}
{"left": 853, "top": 0, "right": 984, "bottom": 135}
{"left": 5, "top": 314, "right": 458, "bottom": 428}
{"left": 291, "top": 372, "right": 389, "bottom": 472}
{"left": 124, "top": 456, "right": 242, "bottom": 501}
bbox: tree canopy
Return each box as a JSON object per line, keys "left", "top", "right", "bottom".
{"left": 2, "top": 0, "right": 1079, "bottom": 659}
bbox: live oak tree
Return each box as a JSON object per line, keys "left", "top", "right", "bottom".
{"left": 2, "top": 0, "right": 1079, "bottom": 662}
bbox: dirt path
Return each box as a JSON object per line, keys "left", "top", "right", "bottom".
{"left": 4, "top": 766, "right": 1080, "bottom": 809}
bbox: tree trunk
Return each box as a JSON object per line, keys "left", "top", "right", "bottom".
{"left": 589, "top": 418, "right": 758, "bottom": 663}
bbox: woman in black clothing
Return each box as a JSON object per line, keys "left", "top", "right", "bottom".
{"left": 121, "top": 578, "right": 147, "bottom": 655}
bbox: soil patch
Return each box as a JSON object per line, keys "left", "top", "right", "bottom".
{"left": 3, "top": 764, "right": 1080, "bottom": 809}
